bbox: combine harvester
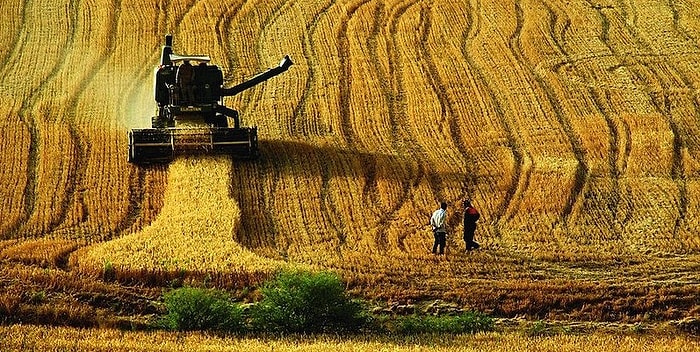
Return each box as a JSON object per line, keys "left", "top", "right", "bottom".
{"left": 128, "top": 34, "right": 293, "bottom": 163}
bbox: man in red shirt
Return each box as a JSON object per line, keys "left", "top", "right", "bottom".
{"left": 463, "top": 199, "right": 480, "bottom": 251}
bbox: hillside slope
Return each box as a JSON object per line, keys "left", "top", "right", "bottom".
{"left": 1, "top": 0, "right": 699, "bottom": 321}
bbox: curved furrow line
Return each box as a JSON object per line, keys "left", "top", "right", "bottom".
{"left": 462, "top": 0, "right": 526, "bottom": 228}
{"left": 258, "top": 0, "right": 341, "bottom": 256}
{"left": 581, "top": 2, "right": 636, "bottom": 233}
{"left": 215, "top": 0, "right": 248, "bottom": 124}
{"left": 10, "top": 0, "right": 79, "bottom": 238}
{"left": 267, "top": 0, "right": 349, "bottom": 248}
{"left": 543, "top": 1, "right": 623, "bottom": 239}
{"left": 610, "top": 0, "right": 689, "bottom": 240}
{"left": 308, "top": 0, "right": 348, "bottom": 248}
{"left": 337, "top": 0, "right": 369, "bottom": 149}
{"left": 337, "top": 0, "right": 375, "bottom": 212}
{"left": 217, "top": 0, "right": 263, "bottom": 118}
{"left": 376, "top": 0, "right": 424, "bottom": 252}
{"left": 341, "top": 0, "right": 394, "bottom": 251}
{"left": 289, "top": 0, "right": 335, "bottom": 137}
{"left": 361, "top": 1, "right": 388, "bottom": 209}
{"left": 226, "top": 0, "right": 293, "bottom": 255}
{"left": 595, "top": 5, "right": 632, "bottom": 176}
{"left": 109, "top": 1, "right": 176, "bottom": 239}
{"left": 109, "top": 167, "right": 146, "bottom": 240}
{"left": 671, "top": 0, "right": 700, "bottom": 44}
{"left": 473, "top": 0, "right": 534, "bottom": 224}
{"left": 467, "top": 0, "right": 481, "bottom": 40}
{"left": 247, "top": 0, "right": 294, "bottom": 124}
{"left": 48, "top": 0, "right": 125, "bottom": 238}
{"left": 319, "top": 151, "right": 348, "bottom": 249}
{"left": 170, "top": 0, "right": 207, "bottom": 40}
{"left": 510, "top": 0, "right": 589, "bottom": 226}
{"left": 667, "top": 0, "right": 694, "bottom": 43}
{"left": 418, "top": 3, "right": 474, "bottom": 232}
{"left": 0, "top": 0, "right": 28, "bottom": 80}
{"left": 231, "top": 151, "right": 284, "bottom": 255}
{"left": 650, "top": 0, "right": 700, "bottom": 168}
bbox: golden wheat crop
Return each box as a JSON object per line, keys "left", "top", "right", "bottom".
{"left": 74, "top": 156, "right": 296, "bottom": 286}
{"left": 0, "top": 0, "right": 698, "bottom": 321}
{"left": 1, "top": 325, "right": 698, "bottom": 352}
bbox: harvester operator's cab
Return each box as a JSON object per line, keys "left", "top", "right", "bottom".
{"left": 128, "top": 34, "right": 293, "bottom": 163}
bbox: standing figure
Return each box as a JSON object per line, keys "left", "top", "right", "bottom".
{"left": 463, "top": 199, "right": 480, "bottom": 251}
{"left": 430, "top": 202, "right": 448, "bottom": 255}
{"left": 176, "top": 60, "right": 195, "bottom": 103}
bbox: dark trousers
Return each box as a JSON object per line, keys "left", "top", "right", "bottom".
{"left": 464, "top": 224, "right": 479, "bottom": 250}
{"left": 432, "top": 231, "right": 446, "bottom": 254}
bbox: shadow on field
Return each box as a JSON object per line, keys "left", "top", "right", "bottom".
{"left": 229, "top": 139, "right": 470, "bottom": 257}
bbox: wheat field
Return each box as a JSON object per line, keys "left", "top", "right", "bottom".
{"left": 1, "top": 0, "right": 699, "bottom": 326}
{"left": 1, "top": 325, "right": 699, "bottom": 352}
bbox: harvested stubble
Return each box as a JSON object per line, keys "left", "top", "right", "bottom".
{"left": 75, "top": 156, "right": 293, "bottom": 287}
{"left": 0, "top": 324, "right": 699, "bottom": 352}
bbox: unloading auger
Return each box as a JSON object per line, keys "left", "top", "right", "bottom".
{"left": 128, "top": 34, "right": 293, "bottom": 163}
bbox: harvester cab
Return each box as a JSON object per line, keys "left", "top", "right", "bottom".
{"left": 128, "top": 34, "right": 293, "bottom": 163}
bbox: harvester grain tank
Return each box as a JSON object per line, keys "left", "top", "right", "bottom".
{"left": 128, "top": 34, "right": 293, "bottom": 163}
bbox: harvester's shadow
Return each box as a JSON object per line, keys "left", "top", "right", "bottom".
{"left": 229, "top": 139, "right": 468, "bottom": 259}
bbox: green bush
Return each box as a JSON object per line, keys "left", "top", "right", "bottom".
{"left": 251, "top": 270, "right": 367, "bottom": 333}
{"left": 394, "top": 311, "right": 494, "bottom": 334}
{"left": 159, "top": 287, "right": 244, "bottom": 332}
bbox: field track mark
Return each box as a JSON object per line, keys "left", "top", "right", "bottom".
{"left": 227, "top": 0, "right": 291, "bottom": 255}
{"left": 657, "top": 0, "right": 700, "bottom": 226}
{"left": 107, "top": 0, "right": 199, "bottom": 239}
{"left": 418, "top": 3, "right": 475, "bottom": 237}
{"left": 290, "top": 0, "right": 335, "bottom": 137}
{"left": 337, "top": 0, "right": 369, "bottom": 149}
{"left": 110, "top": 167, "right": 147, "bottom": 240}
{"left": 379, "top": 0, "right": 425, "bottom": 252}
{"left": 218, "top": 0, "right": 265, "bottom": 115}
{"left": 544, "top": 1, "right": 624, "bottom": 236}
{"left": 49, "top": 0, "right": 125, "bottom": 239}
{"left": 215, "top": 2, "right": 243, "bottom": 68}
{"left": 248, "top": 0, "right": 292, "bottom": 121}
{"left": 265, "top": 0, "right": 350, "bottom": 248}
{"left": 610, "top": 0, "right": 690, "bottom": 239}
{"left": 231, "top": 154, "right": 284, "bottom": 254}
{"left": 360, "top": 1, "right": 385, "bottom": 209}
{"left": 0, "top": 0, "right": 28, "bottom": 79}
{"left": 462, "top": 0, "right": 526, "bottom": 229}
{"left": 585, "top": 3, "right": 632, "bottom": 176}
{"left": 299, "top": 1, "right": 349, "bottom": 247}
{"left": 9, "top": 0, "right": 79, "bottom": 238}
{"left": 337, "top": 0, "right": 380, "bottom": 222}
{"left": 510, "top": 0, "right": 589, "bottom": 226}
{"left": 667, "top": 0, "right": 694, "bottom": 43}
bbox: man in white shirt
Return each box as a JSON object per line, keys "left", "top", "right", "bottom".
{"left": 430, "top": 202, "right": 448, "bottom": 255}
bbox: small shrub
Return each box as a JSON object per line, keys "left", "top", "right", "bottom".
{"left": 102, "top": 260, "right": 115, "bottom": 281}
{"left": 393, "top": 311, "right": 494, "bottom": 334}
{"left": 159, "top": 287, "right": 244, "bottom": 332}
{"left": 28, "top": 291, "right": 46, "bottom": 304}
{"left": 251, "top": 270, "right": 366, "bottom": 333}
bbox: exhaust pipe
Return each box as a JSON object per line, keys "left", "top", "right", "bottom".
{"left": 161, "top": 34, "right": 173, "bottom": 66}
